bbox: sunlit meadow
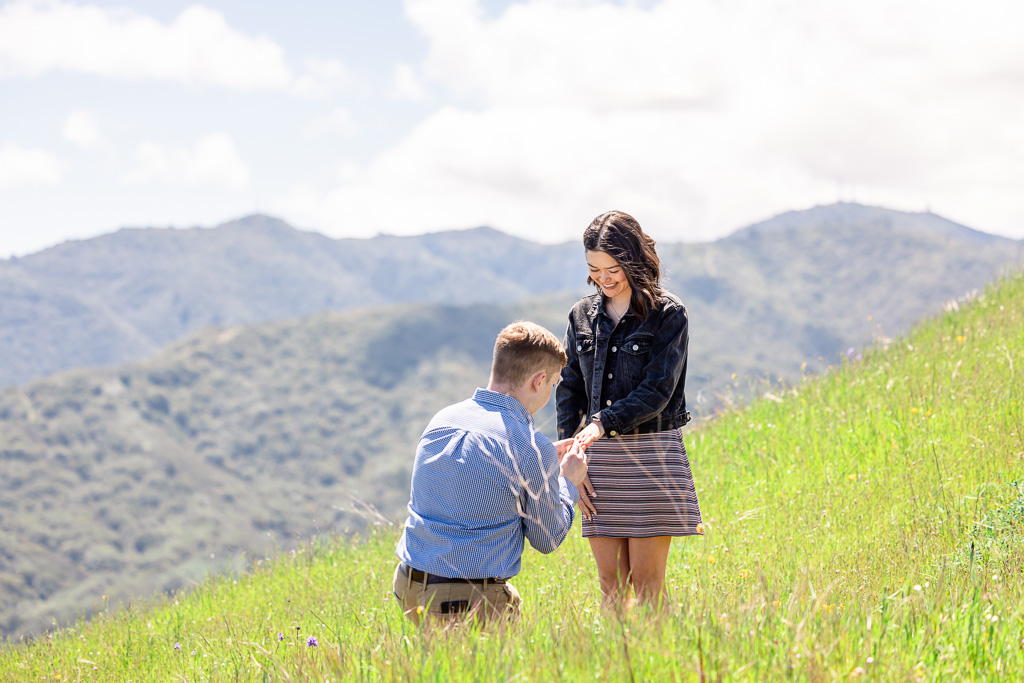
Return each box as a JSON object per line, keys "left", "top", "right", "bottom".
{"left": 2, "top": 272, "right": 1022, "bottom": 681}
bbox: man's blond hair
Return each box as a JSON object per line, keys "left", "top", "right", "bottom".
{"left": 491, "top": 321, "right": 567, "bottom": 389}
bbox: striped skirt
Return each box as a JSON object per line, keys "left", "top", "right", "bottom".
{"left": 581, "top": 429, "right": 703, "bottom": 538}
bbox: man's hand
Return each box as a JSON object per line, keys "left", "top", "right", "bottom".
{"left": 559, "top": 439, "right": 588, "bottom": 489}
{"left": 558, "top": 440, "right": 595, "bottom": 520}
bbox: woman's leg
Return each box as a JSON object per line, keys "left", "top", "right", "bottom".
{"left": 626, "top": 536, "right": 673, "bottom": 609}
{"left": 589, "top": 537, "right": 631, "bottom": 612}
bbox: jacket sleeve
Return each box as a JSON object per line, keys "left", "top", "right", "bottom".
{"left": 599, "top": 302, "right": 688, "bottom": 436}
{"left": 555, "top": 313, "right": 588, "bottom": 440}
{"left": 520, "top": 434, "right": 579, "bottom": 554}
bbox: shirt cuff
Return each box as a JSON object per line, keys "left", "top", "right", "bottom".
{"left": 560, "top": 477, "right": 580, "bottom": 504}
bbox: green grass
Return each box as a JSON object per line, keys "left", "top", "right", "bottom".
{"left": 3, "top": 272, "right": 1023, "bottom": 682}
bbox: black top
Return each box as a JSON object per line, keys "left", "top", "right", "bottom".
{"left": 556, "top": 291, "right": 690, "bottom": 440}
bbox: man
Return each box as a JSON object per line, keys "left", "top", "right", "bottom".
{"left": 394, "top": 321, "right": 589, "bottom": 625}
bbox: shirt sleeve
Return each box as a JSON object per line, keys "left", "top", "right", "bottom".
{"left": 555, "top": 313, "right": 588, "bottom": 440}
{"left": 599, "top": 302, "right": 688, "bottom": 436}
{"left": 518, "top": 433, "right": 578, "bottom": 554}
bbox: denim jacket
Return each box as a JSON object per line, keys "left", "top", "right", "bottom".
{"left": 556, "top": 291, "right": 690, "bottom": 440}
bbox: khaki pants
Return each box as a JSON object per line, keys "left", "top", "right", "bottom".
{"left": 392, "top": 562, "right": 522, "bottom": 627}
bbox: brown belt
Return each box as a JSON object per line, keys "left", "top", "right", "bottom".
{"left": 400, "top": 562, "right": 506, "bottom": 585}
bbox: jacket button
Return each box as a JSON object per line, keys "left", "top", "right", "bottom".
{"left": 606, "top": 400, "right": 612, "bottom": 406}
{"left": 611, "top": 346, "right": 617, "bottom": 352}
{"left": 607, "top": 373, "right": 613, "bottom": 379}
{"left": 609, "top": 430, "right": 617, "bottom": 436}
{"left": 577, "top": 345, "right": 582, "bottom": 351}
{"left": 633, "top": 344, "right": 639, "bottom": 351}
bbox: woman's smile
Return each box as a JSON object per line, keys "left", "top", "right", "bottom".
{"left": 586, "top": 250, "right": 631, "bottom": 301}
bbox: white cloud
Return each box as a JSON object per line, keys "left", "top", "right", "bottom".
{"left": 274, "top": 0, "right": 1024, "bottom": 241}
{"left": 62, "top": 109, "right": 104, "bottom": 149}
{"left": 0, "top": 1, "right": 346, "bottom": 94}
{"left": 123, "top": 133, "right": 249, "bottom": 190}
{"left": 391, "top": 63, "right": 428, "bottom": 101}
{"left": 0, "top": 142, "right": 65, "bottom": 188}
{"left": 303, "top": 107, "right": 359, "bottom": 139}
{"left": 290, "top": 57, "right": 351, "bottom": 98}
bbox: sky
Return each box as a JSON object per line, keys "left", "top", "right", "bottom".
{"left": 1, "top": 0, "right": 1023, "bottom": 258}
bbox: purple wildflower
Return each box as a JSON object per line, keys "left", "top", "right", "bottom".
{"left": 277, "top": 632, "right": 284, "bottom": 641}
{"left": 174, "top": 642, "right": 181, "bottom": 651}
{"left": 855, "top": 353, "right": 863, "bottom": 361}
{"left": 846, "top": 347, "right": 855, "bottom": 356}
{"left": 306, "top": 635, "right": 318, "bottom": 647}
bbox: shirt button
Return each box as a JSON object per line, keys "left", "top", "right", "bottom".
{"left": 611, "top": 346, "right": 617, "bottom": 352}
{"left": 606, "top": 400, "right": 612, "bottom": 406}
{"left": 609, "top": 430, "right": 617, "bottom": 437}
{"left": 607, "top": 373, "right": 613, "bottom": 379}
{"left": 633, "top": 344, "right": 639, "bottom": 351}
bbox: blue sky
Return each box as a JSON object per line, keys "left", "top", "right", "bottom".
{"left": 2, "top": 0, "right": 1023, "bottom": 257}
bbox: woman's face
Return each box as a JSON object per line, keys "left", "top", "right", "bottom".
{"left": 586, "top": 250, "right": 631, "bottom": 299}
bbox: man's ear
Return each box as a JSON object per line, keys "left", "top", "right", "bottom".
{"left": 531, "top": 370, "right": 547, "bottom": 393}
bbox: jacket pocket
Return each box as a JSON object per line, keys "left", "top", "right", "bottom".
{"left": 621, "top": 332, "right": 652, "bottom": 382}
{"left": 574, "top": 335, "right": 595, "bottom": 356}
{"left": 574, "top": 334, "right": 596, "bottom": 385}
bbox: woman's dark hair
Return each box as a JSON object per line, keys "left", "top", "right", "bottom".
{"left": 583, "top": 210, "right": 663, "bottom": 320}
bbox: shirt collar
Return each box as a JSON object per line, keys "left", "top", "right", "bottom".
{"left": 472, "top": 388, "right": 534, "bottom": 426}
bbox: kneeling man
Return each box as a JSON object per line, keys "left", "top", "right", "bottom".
{"left": 394, "top": 321, "right": 588, "bottom": 625}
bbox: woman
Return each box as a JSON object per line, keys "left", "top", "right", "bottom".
{"left": 556, "top": 210, "right": 702, "bottom": 612}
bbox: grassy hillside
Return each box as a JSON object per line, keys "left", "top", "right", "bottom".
{"left": 2, "top": 270, "right": 1020, "bottom": 680}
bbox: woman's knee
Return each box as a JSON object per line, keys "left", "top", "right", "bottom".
{"left": 597, "top": 565, "right": 630, "bottom": 588}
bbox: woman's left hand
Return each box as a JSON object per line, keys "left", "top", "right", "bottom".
{"left": 574, "top": 421, "right": 604, "bottom": 449}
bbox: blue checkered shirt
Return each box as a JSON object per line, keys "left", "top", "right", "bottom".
{"left": 395, "top": 388, "right": 580, "bottom": 580}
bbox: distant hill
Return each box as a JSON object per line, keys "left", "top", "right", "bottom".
{"left": 660, "top": 203, "right": 1022, "bottom": 396}
{"left": 0, "top": 218, "right": 584, "bottom": 387}
{"left": 1, "top": 203, "right": 1019, "bottom": 389}
{"left": 1, "top": 203, "right": 1021, "bottom": 638}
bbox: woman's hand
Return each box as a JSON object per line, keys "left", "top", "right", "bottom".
{"left": 564, "top": 435, "right": 598, "bottom": 521}
{"left": 573, "top": 421, "right": 604, "bottom": 449}
{"left": 577, "top": 474, "right": 597, "bottom": 521}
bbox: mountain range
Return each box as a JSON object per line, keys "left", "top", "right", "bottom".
{"left": 2, "top": 203, "right": 1020, "bottom": 393}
